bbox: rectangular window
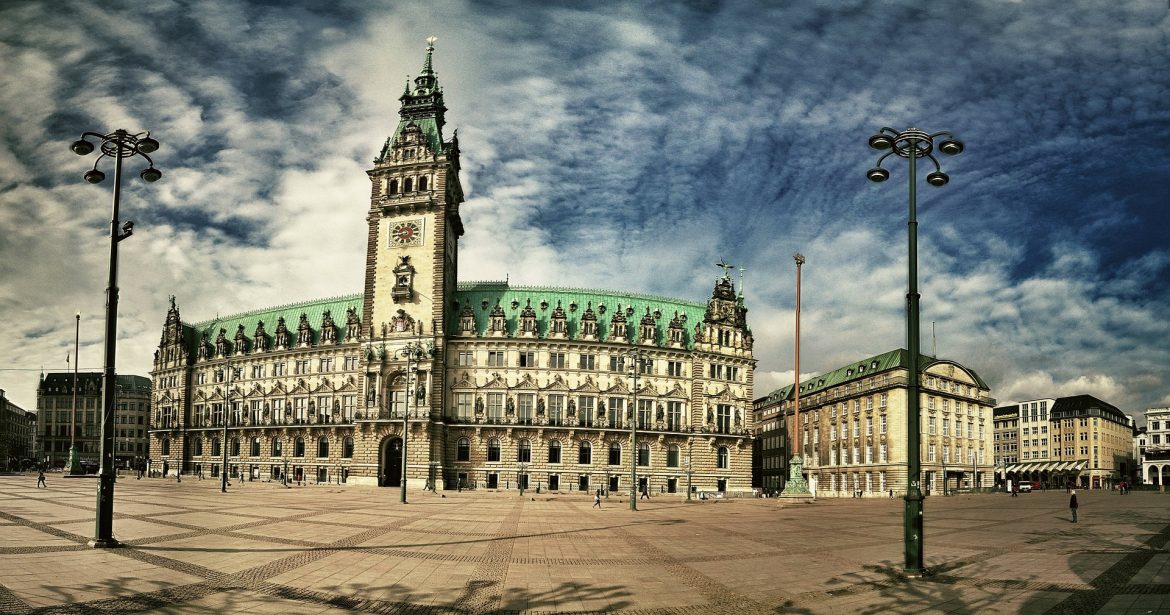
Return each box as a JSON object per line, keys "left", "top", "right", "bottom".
{"left": 928, "top": 444, "right": 936, "bottom": 462}
{"left": 639, "top": 359, "right": 654, "bottom": 375}
{"left": 866, "top": 417, "right": 873, "bottom": 436}
{"left": 608, "top": 398, "right": 625, "bottom": 428}
{"left": 519, "top": 351, "right": 536, "bottom": 368}
{"left": 457, "top": 351, "right": 474, "bottom": 366}
{"left": 880, "top": 443, "right": 888, "bottom": 463}
{"left": 609, "top": 355, "right": 625, "bottom": 372}
{"left": 250, "top": 365, "right": 264, "bottom": 379}
{"left": 295, "top": 360, "right": 311, "bottom": 375}
{"left": 638, "top": 399, "right": 653, "bottom": 429}
{"left": 667, "top": 361, "right": 684, "bottom": 377}
{"left": 342, "top": 395, "right": 356, "bottom": 421}
{"left": 487, "top": 393, "right": 504, "bottom": 419}
{"left": 716, "top": 404, "right": 732, "bottom": 434}
{"left": 344, "top": 355, "right": 360, "bottom": 371}
{"left": 273, "top": 361, "right": 286, "bottom": 376}
{"left": 667, "top": 401, "right": 683, "bottom": 431}
{"left": 549, "top": 352, "right": 566, "bottom": 369}
{"left": 319, "top": 357, "right": 334, "bottom": 372}
{"left": 548, "top": 394, "right": 565, "bottom": 425}
{"left": 517, "top": 394, "right": 535, "bottom": 423}
{"left": 456, "top": 393, "right": 473, "bottom": 419}
{"left": 578, "top": 396, "right": 595, "bottom": 427}
{"left": 487, "top": 351, "right": 506, "bottom": 367}
{"left": 578, "top": 353, "right": 596, "bottom": 370}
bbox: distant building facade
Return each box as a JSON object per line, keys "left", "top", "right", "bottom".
{"left": 1141, "top": 407, "right": 1170, "bottom": 486}
{"left": 1, "top": 388, "right": 35, "bottom": 470}
{"left": 754, "top": 349, "right": 995, "bottom": 497}
{"left": 995, "top": 394, "right": 1134, "bottom": 490}
{"left": 36, "top": 373, "right": 152, "bottom": 470}
{"left": 148, "top": 41, "right": 757, "bottom": 495}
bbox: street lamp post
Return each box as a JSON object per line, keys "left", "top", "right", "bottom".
{"left": 624, "top": 348, "right": 651, "bottom": 511}
{"left": 867, "top": 126, "right": 963, "bottom": 577}
{"left": 70, "top": 129, "right": 161, "bottom": 549}
{"left": 69, "top": 312, "right": 82, "bottom": 475}
{"left": 222, "top": 364, "right": 232, "bottom": 493}
{"left": 781, "top": 254, "right": 811, "bottom": 497}
{"left": 395, "top": 341, "right": 432, "bottom": 504}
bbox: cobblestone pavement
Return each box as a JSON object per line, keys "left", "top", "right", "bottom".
{"left": 1, "top": 475, "right": 1168, "bottom": 614}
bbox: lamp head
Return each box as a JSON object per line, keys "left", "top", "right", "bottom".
{"left": 926, "top": 171, "right": 949, "bottom": 187}
{"left": 866, "top": 167, "right": 890, "bottom": 183}
{"left": 140, "top": 167, "right": 162, "bottom": 183}
{"left": 71, "top": 139, "right": 95, "bottom": 156}
{"left": 938, "top": 139, "right": 964, "bottom": 155}
{"left": 868, "top": 134, "right": 894, "bottom": 150}
{"left": 137, "top": 136, "right": 159, "bottom": 154}
{"left": 83, "top": 169, "right": 106, "bottom": 184}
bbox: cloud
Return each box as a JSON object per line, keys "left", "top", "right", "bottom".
{"left": 0, "top": 0, "right": 1168, "bottom": 425}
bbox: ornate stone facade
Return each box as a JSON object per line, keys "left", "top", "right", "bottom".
{"left": 148, "top": 40, "right": 756, "bottom": 495}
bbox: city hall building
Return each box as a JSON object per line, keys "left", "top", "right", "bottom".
{"left": 148, "top": 41, "right": 756, "bottom": 495}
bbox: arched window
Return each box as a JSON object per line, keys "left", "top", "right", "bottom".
{"left": 294, "top": 437, "right": 305, "bottom": 457}
{"left": 193, "top": 438, "right": 203, "bottom": 456}
{"left": 162, "top": 438, "right": 171, "bottom": 456}
{"left": 418, "top": 175, "right": 428, "bottom": 191}
{"left": 717, "top": 446, "right": 729, "bottom": 469}
{"left": 638, "top": 443, "right": 650, "bottom": 467}
{"left": 487, "top": 438, "right": 500, "bottom": 462}
{"left": 666, "top": 444, "right": 680, "bottom": 468}
{"left": 388, "top": 178, "right": 398, "bottom": 194}
{"left": 250, "top": 437, "right": 260, "bottom": 457}
{"left": 518, "top": 439, "right": 531, "bottom": 463}
{"left": 317, "top": 436, "right": 329, "bottom": 458}
{"left": 457, "top": 437, "right": 470, "bottom": 461}
{"left": 342, "top": 436, "right": 354, "bottom": 458}
{"left": 548, "top": 440, "right": 561, "bottom": 464}
{"left": 272, "top": 437, "right": 283, "bottom": 457}
{"left": 230, "top": 438, "right": 240, "bottom": 456}
{"left": 608, "top": 442, "right": 622, "bottom": 466}
{"left": 404, "top": 177, "right": 413, "bottom": 192}
{"left": 211, "top": 437, "right": 221, "bottom": 456}
{"left": 578, "top": 440, "right": 592, "bottom": 465}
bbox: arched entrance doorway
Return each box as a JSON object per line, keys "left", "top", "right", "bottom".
{"left": 382, "top": 437, "right": 403, "bottom": 487}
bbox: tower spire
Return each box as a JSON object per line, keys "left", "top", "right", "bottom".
{"left": 422, "top": 35, "right": 437, "bottom": 76}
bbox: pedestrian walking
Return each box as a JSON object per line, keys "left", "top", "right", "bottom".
{"left": 640, "top": 487, "right": 649, "bottom": 500}
{"left": 1069, "top": 490, "right": 1079, "bottom": 523}
{"left": 593, "top": 492, "right": 602, "bottom": 509}
{"left": 1011, "top": 484, "right": 1018, "bottom": 497}
{"left": 36, "top": 469, "right": 46, "bottom": 488}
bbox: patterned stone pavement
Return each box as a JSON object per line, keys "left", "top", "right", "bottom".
{"left": 0, "top": 474, "right": 1168, "bottom": 614}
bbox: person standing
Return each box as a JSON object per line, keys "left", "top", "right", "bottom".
{"left": 1069, "top": 490, "right": 1079, "bottom": 523}
{"left": 36, "top": 469, "right": 46, "bottom": 488}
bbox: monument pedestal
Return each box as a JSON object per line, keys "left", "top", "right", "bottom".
{"left": 780, "top": 454, "right": 814, "bottom": 501}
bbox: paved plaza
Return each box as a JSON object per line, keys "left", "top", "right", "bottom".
{"left": 0, "top": 475, "right": 1168, "bottom": 614}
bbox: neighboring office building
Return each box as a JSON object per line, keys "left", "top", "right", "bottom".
{"left": 148, "top": 41, "right": 757, "bottom": 496}
{"left": 36, "top": 373, "right": 152, "bottom": 470}
{"left": 998, "top": 394, "right": 1134, "bottom": 490}
{"left": 1141, "top": 407, "right": 1170, "bottom": 487}
{"left": 751, "top": 395, "right": 787, "bottom": 495}
{"left": 1, "top": 388, "right": 35, "bottom": 470}
{"left": 754, "top": 349, "right": 995, "bottom": 498}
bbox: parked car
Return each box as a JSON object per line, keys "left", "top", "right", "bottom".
{"left": 1017, "top": 481, "right": 1033, "bottom": 493}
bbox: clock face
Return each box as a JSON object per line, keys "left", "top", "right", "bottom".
{"left": 391, "top": 220, "right": 422, "bottom": 246}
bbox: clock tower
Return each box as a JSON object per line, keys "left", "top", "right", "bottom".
{"left": 363, "top": 37, "right": 465, "bottom": 342}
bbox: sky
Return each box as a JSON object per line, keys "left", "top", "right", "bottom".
{"left": 1, "top": 0, "right": 1168, "bottom": 423}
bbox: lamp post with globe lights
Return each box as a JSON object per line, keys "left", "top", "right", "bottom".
{"left": 70, "top": 129, "right": 162, "bottom": 548}
{"left": 866, "top": 127, "right": 962, "bottom": 577}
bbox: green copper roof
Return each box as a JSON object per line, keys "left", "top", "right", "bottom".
{"left": 182, "top": 294, "right": 363, "bottom": 356}
{"left": 451, "top": 282, "right": 707, "bottom": 349}
{"left": 758, "top": 348, "right": 990, "bottom": 405}
{"left": 39, "top": 373, "right": 151, "bottom": 397}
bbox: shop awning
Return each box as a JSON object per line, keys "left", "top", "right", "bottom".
{"left": 999, "top": 460, "right": 1086, "bottom": 475}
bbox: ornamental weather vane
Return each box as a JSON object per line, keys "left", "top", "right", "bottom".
{"left": 716, "top": 258, "right": 736, "bottom": 280}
